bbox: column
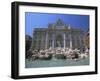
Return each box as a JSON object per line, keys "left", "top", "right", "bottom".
{"left": 69, "top": 32, "right": 72, "bottom": 48}
{"left": 63, "top": 33, "right": 66, "bottom": 49}
{"left": 45, "top": 32, "right": 48, "bottom": 49}
{"left": 74, "top": 34, "right": 77, "bottom": 48}
{"left": 41, "top": 34, "right": 44, "bottom": 49}
{"left": 52, "top": 33, "right": 55, "bottom": 48}
{"left": 79, "top": 34, "right": 82, "bottom": 49}
{"left": 36, "top": 34, "right": 38, "bottom": 49}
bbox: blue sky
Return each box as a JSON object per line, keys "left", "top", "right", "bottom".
{"left": 25, "top": 12, "right": 89, "bottom": 36}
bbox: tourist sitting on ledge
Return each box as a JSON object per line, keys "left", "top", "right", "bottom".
{"left": 27, "top": 47, "right": 89, "bottom": 61}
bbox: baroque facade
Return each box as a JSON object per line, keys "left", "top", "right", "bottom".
{"left": 31, "top": 19, "right": 85, "bottom": 50}
{"left": 84, "top": 31, "right": 89, "bottom": 49}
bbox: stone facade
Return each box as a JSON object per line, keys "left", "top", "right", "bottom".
{"left": 84, "top": 31, "right": 89, "bottom": 49}
{"left": 31, "top": 19, "right": 85, "bottom": 50}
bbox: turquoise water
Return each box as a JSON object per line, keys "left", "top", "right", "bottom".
{"left": 25, "top": 57, "right": 89, "bottom": 68}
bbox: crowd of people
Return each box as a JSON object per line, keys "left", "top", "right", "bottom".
{"left": 26, "top": 47, "right": 89, "bottom": 61}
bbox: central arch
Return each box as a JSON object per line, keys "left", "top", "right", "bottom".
{"left": 56, "top": 34, "right": 63, "bottom": 47}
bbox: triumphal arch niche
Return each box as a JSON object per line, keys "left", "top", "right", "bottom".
{"left": 32, "top": 19, "right": 84, "bottom": 50}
